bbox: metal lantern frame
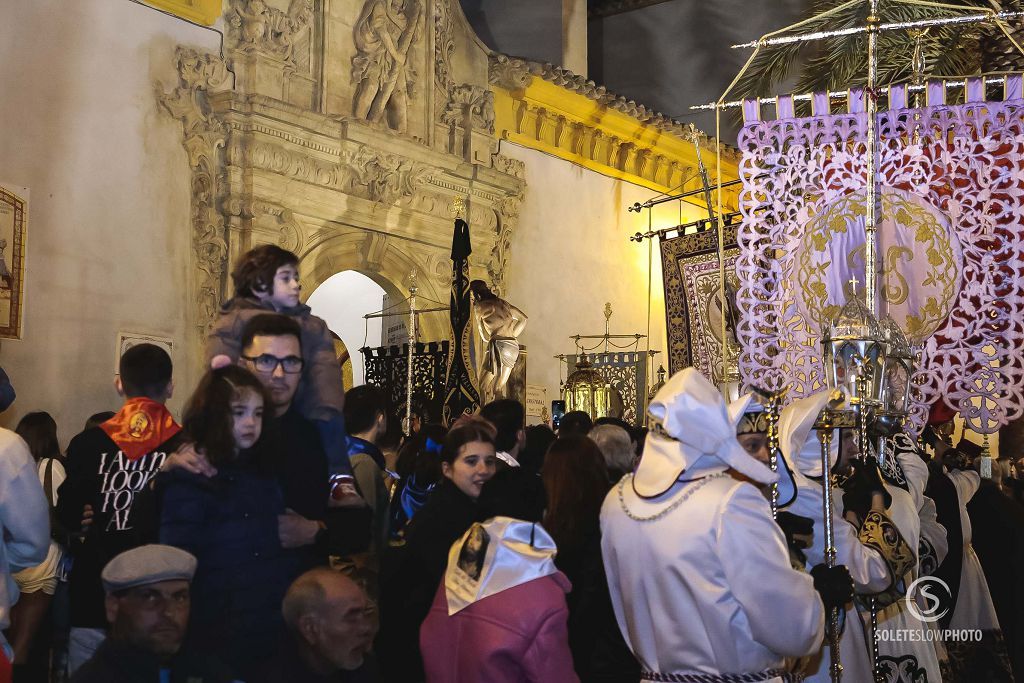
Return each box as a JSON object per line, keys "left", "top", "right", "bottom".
{"left": 821, "top": 295, "right": 887, "bottom": 409}
{"left": 564, "top": 355, "right": 622, "bottom": 420}
{"left": 878, "top": 315, "right": 915, "bottom": 419}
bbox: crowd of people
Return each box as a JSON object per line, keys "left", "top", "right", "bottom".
{"left": 0, "top": 244, "right": 1023, "bottom": 683}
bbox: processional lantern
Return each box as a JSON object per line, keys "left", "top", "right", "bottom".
{"left": 563, "top": 355, "right": 623, "bottom": 420}
{"left": 821, "top": 288, "right": 885, "bottom": 409}
{"left": 558, "top": 303, "right": 654, "bottom": 422}
{"left": 878, "top": 316, "right": 914, "bottom": 419}
{"left": 648, "top": 365, "right": 667, "bottom": 402}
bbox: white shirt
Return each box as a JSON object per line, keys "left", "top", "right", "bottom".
{"left": 0, "top": 430, "right": 50, "bottom": 655}
{"left": 601, "top": 467, "right": 824, "bottom": 676}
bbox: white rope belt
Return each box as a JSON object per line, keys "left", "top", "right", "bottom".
{"left": 641, "top": 669, "right": 802, "bottom": 682}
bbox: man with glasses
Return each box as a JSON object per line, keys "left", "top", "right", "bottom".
{"left": 71, "top": 544, "right": 231, "bottom": 682}
{"left": 164, "top": 314, "right": 369, "bottom": 564}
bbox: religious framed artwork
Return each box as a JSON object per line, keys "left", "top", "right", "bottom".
{"left": 659, "top": 223, "right": 739, "bottom": 381}
{"left": 0, "top": 183, "right": 28, "bottom": 339}
{"left": 115, "top": 332, "right": 175, "bottom": 375}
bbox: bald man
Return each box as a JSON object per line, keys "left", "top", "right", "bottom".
{"left": 256, "top": 568, "right": 375, "bottom": 682}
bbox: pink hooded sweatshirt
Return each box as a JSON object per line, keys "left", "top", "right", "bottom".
{"left": 419, "top": 519, "right": 580, "bottom": 683}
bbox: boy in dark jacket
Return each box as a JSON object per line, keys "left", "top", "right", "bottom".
{"left": 57, "top": 344, "right": 185, "bottom": 673}
{"left": 205, "top": 244, "right": 353, "bottom": 479}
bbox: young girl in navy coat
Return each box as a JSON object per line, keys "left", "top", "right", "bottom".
{"left": 159, "top": 365, "right": 304, "bottom": 681}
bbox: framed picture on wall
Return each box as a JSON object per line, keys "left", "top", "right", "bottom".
{"left": 0, "top": 183, "right": 28, "bottom": 339}
{"left": 115, "top": 331, "right": 175, "bottom": 375}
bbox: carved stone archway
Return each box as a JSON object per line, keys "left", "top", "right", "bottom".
{"left": 159, "top": 0, "right": 525, "bottom": 371}
{"left": 300, "top": 230, "right": 454, "bottom": 343}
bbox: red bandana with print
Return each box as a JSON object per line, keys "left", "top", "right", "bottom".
{"left": 100, "top": 397, "right": 182, "bottom": 461}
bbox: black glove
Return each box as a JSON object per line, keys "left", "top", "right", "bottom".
{"left": 776, "top": 511, "right": 814, "bottom": 550}
{"left": 811, "top": 563, "right": 854, "bottom": 612}
{"left": 841, "top": 456, "right": 891, "bottom": 520}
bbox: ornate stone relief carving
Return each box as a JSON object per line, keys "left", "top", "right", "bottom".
{"left": 441, "top": 84, "right": 495, "bottom": 134}
{"left": 158, "top": 48, "right": 231, "bottom": 340}
{"left": 224, "top": 198, "right": 305, "bottom": 253}
{"left": 345, "top": 146, "right": 434, "bottom": 204}
{"left": 488, "top": 54, "right": 533, "bottom": 91}
{"left": 227, "top": 0, "right": 314, "bottom": 62}
{"left": 351, "top": 0, "right": 424, "bottom": 133}
{"left": 433, "top": 0, "right": 456, "bottom": 98}
{"left": 488, "top": 190, "right": 524, "bottom": 295}
{"left": 232, "top": 136, "right": 434, "bottom": 204}
{"left": 492, "top": 155, "right": 525, "bottom": 180}
{"left": 161, "top": 2, "right": 525, "bottom": 360}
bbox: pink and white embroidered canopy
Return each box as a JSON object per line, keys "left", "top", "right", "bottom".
{"left": 736, "top": 78, "right": 1024, "bottom": 433}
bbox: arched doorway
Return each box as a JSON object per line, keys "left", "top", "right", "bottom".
{"left": 306, "top": 270, "right": 389, "bottom": 387}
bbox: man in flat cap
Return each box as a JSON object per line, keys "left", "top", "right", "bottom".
{"left": 71, "top": 544, "right": 231, "bottom": 683}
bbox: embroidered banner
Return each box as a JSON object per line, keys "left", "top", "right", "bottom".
{"left": 736, "top": 81, "right": 1024, "bottom": 433}
{"left": 660, "top": 224, "right": 739, "bottom": 383}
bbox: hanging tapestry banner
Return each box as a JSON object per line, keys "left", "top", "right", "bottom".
{"left": 736, "top": 79, "right": 1024, "bottom": 433}
{"left": 659, "top": 223, "right": 739, "bottom": 383}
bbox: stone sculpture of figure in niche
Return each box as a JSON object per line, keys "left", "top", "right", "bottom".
{"left": 352, "top": 0, "right": 423, "bottom": 134}
{"left": 470, "top": 280, "right": 527, "bottom": 405}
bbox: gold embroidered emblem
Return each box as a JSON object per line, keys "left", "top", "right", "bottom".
{"left": 128, "top": 411, "right": 151, "bottom": 439}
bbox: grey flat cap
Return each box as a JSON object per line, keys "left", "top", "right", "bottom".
{"left": 101, "top": 544, "right": 197, "bottom": 593}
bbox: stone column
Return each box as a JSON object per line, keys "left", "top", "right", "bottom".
{"left": 562, "top": 0, "right": 587, "bottom": 76}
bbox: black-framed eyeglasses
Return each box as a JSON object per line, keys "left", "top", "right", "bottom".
{"left": 241, "top": 354, "right": 304, "bottom": 374}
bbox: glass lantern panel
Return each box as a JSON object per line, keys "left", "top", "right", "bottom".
{"left": 881, "top": 360, "right": 909, "bottom": 413}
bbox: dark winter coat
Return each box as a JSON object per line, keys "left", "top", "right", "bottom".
{"left": 158, "top": 457, "right": 305, "bottom": 681}
{"left": 555, "top": 525, "right": 640, "bottom": 683}
{"left": 69, "top": 638, "right": 232, "bottom": 683}
{"left": 377, "top": 479, "right": 483, "bottom": 682}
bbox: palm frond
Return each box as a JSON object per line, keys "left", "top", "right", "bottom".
{"left": 736, "top": 0, "right": 991, "bottom": 103}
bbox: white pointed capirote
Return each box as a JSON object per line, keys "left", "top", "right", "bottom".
{"left": 634, "top": 368, "right": 777, "bottom": 499}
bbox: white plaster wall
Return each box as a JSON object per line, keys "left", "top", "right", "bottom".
{"left": 306, "top": 271, "right": 385, "bottom": 387}
{"left": 0, "top": 0, "right": 220, "bottom": 442}
{"left": 502, "top": 143, "right": 708, "bottom": 423}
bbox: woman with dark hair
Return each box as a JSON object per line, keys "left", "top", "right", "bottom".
{"left": 158, "top": 365, "right": 303, "bottom": 681}
{"left": 378, "top": 416, "right": 497, "bottom": 682}
{"left": 389, "top": 423, "right": 447, "bottom": 541}
{"left": 520, "top": 423, "right": 557, "bottom": 476}
{"left": 543, "top": 436, "right": 639, "bottom": 682}
{"left": 10, "top": 412, "right": 66, "bottom": 681}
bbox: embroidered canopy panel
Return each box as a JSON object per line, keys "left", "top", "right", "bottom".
{"left": 659, "top": 223, "right": 739, "bottom": 381}
{"left": 736, "top": 80, "right": 1024, "bottom": 433}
